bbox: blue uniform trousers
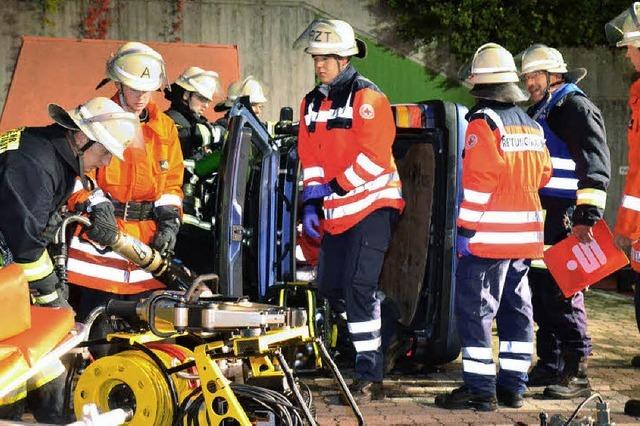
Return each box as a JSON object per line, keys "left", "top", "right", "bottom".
{"left": 317, "top": 208, "right": 397, "bottom": 382}
{"left": 529, "top": 196, "right": 592, "bottom": 374}
{"left": 456, "top": 256, "right": 534, "bottom": 396}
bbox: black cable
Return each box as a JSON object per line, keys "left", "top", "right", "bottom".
{"left": 174, "top": 386, "right": 202, "bottom": 426}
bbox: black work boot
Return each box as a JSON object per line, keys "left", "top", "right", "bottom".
{"left": 434, "top": 385, "right": 497, "bottom": 411}
{"left": 625, "top": 399, "right": 640, "bottom": 417}
{"left": 496, "top": 385, "right": 524, "bottom": 408}
{"left": 341, "top": 380, "right": 385, "bottom": 405}
{"left": 527, "top": 363, "right": 562, "bottom": 387}
{"left": 543, "top": 356, "right": 591, "bottom": 399}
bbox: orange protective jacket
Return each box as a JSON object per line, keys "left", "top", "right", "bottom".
{"left": 457, "top": 102, "right": 552, "bottom": 259}
{"left": 66, "top": 97, "right": 184, "bottom": 294}
{"left": 298, "top": 66, "right": 404, "bottom": 235}
{"left": 616, "top": 79, "right": 640, "bottom": 271}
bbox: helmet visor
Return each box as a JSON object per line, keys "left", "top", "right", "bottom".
{"left": 606, "top": 3, "right": 640, "bottom": 47}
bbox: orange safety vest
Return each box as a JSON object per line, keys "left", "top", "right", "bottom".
{"left": 66, "top": 98, "right": 184, "bottom": 294}
{"left": 298, "top": 70, "right": 404, "bottom": 235}
{"left": 615, "top": 79, "right": 640, "bottom": 271}
{"left": 457, "top": 104, "right": 552, "bottom": 259}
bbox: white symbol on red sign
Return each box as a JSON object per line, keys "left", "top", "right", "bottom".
{"left": 566, "top": 241, "right": 607, "bottom": 273}
{"left": 359, "top": 103, "right": 375, "bottom": 120}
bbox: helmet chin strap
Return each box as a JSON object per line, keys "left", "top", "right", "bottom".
{"left": 67, "top": 131, "right": 96, "bottom": 191}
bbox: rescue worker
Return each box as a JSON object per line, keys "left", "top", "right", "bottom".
{"left": 66, "top": 42, "right": 184, "bottom": 348}
{"left": 606, "top": 2, "right": 640, "bottom": 417}
{"left": 435, "top": 43, "right": 552, "bottom": 411}
{"left": 164, "top": 66, "right": 222, "bottom": 273}
{"left": 295, "top": 19, "right": 404, "bottom": 403}
{"left": 0, "top": 97, "right": 139, "bottom": 423}
{"left": 213, "top": 75, "right": 269, "bottom": 128}
{"left": 520, "top": 45, "right": 610, "bottom": 399}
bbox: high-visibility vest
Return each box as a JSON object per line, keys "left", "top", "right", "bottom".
{"left": 66, "top": 99, "right": 184, "bottom": 294}
{"left": 298, "top": 67, "right": 404, "bottom": 235}
{"left": 616, "top": 79, "right": 640, "bottom": 271}
{"left": 457, "top": 104, "right": 552, "bottom": 259}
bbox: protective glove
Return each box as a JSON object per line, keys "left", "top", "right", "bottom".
{"left": 86, "top": 191, "right": 118, "bottom": 246}
{"left": 302, "top": 204, "right": 321, "bottom": 240}
{"left": 152, "top": 205, "right": 182, "bottom": 254}
{"left": 30, "top": 270, "right": 73, "bottom": 309}
{"left": 42, "top": 210, "right": 64, "bottom": 244}
{"left": 456, "top": 234, "right": 472, "bottom": 257}
{"left": 302, "top": 183, "right": 333, "bottom": 203}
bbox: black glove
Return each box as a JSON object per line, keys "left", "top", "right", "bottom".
{"left": 42, "top": 210, "right": 64, "bottom": 244}
{"left": 151, "top": 205, "right": 181, "bottom": 254}
{"left": 30, "top": 271, "right": 72, "bottom": 309}
{"left": 86, "top": 200, "right": 119, "bottom": 246}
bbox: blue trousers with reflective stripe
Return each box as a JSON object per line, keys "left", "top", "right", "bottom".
{"left": 317, "top": 208, "right": 397, "bottom": 382}
{"left": 455, "top": 256, "right": 533, "bottom": 396}
{"left": 530, "top": 196, "right": 592, "bottom": 373}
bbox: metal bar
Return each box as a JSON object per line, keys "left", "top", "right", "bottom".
{"left": 274, "top": 350, "right": 317, "bottom": 426}
{"left": 315, "top": 338, "right": 365, "bottom": 426}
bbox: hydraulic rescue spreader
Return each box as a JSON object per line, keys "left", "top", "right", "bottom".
{"left": 52, "top": 215, "right": 364, "bottom": 426}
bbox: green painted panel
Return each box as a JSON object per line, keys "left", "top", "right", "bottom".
{"left": 352, "top": 37, "right": 474, "bottom": 107}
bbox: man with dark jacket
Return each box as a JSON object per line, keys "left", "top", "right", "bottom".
{"left": 520, "top": 44, "right": 611, "bottom": 399}
{"left": 0, "top": 96, "right": 138, "bottom": 423}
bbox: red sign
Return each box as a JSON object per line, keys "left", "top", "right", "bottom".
{"left": 544, "top": 220, "right": 629, "bottom": 298}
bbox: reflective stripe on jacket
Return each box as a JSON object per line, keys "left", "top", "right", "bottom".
{"left": 457, "top": 103, "right": 552, "bottom": 259}
{"left": 617, "top": 80, "right": 640, "bottom": 271}
{"left": 533, "top": 84, "right": 583, "bottom": 199}
{"left": 298, "top": 66, "right": 404, "bottom": 235}
{"left": 66, "top": 98, "right": 184, "bottom": 294}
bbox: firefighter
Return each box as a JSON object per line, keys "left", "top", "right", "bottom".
{"left": 164, "top": 66, "right": 223, "bottom": 273}
{"left": 295, "top": 19, "right": 404, "bottom": 403}
{"left": 0, "top": 97, "right": 139, "bottom": 423}
{"left": 606, "top": 2, "right": 640, "bottom": 417}
{"left": 213, "top": 75, "right": 269, "bottom": 128}
{"left": 66, "top": 42, "right": 184, "bottom": 349}
{"left": 435, "top": 43, "right": 552, "bottom": 411}
{"left": 519, "top": 45, "right": 610, "bottom": 399}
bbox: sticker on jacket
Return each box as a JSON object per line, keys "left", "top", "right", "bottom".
{"left": 500, "top": 134, "right": 545, "bottom": 152}
{"left": 465, "top": 134, "right": 478, "bottom": 149}
{"left": 159, "top": 160, "right": 169, "bottom": 171}
{"left": 0, "top": 128, "right": 24, "bottom": 154}
{"left": 359, "top": 104, "right": 375, "bottom": 120}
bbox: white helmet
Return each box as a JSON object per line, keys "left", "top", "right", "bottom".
{"left": 214, "top": 76, "right": 267, "bottom": 112}
{"left": 99, "top": 42, "right": 167, "bottom": 92}
{"left": 175, "top": 66, "right": 220, "bottom": 101}
{"left": 606, "top": 2, "right": 640, "bottom": 47}
{"left": 519, "top": 44, "right": 587, "bottom": 83}
{"left": 48, "top": 97, "right": 141, "bottom": 161}
{"left": 294, "top": 19, "right": 366, "bottom": 58}
{"left": 467, "top": 43, "right": 519, "bottom": 85}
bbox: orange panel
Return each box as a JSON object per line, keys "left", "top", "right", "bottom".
{"left": 0, "top": 346, "right": 29, "bottom": 395}
{"left": 0, "top": 36, "right": 240, "bottom": 132}
{"left": 0, "top": 264, "right": 31, "bottom": 340}
{"left": 2, "top": 306, "right": 74, "bottom": 366}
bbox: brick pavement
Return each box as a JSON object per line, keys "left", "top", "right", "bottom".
{"left": 307, "top": 289, "right": 640, "bottom": 425}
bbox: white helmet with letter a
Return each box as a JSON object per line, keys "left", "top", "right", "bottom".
{"left": 98, "top": 41, "right": 167, "bottom": 92}
{"left": 294, "top": 19, "right": 367, "bottom": 58}
{"left": 48, "top": 97, "right": 141, "bottom": 161}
